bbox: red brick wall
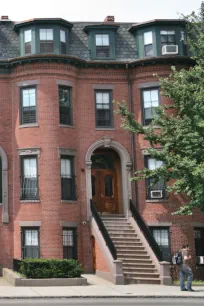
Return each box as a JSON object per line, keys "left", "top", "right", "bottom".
{"left": 0, "top": 61, "right": 203, "bottom": 278}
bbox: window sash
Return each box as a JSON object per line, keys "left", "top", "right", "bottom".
{"left": 150, "top": 227, "right": 171, "bottom": 262}
{"left": 63, "top": 228, "right": 77, "bottom": 259}
{"left": 95, "top": 34, "right": 109, "bottom": 46}
{"left": 22, "top": 228, "right": 40, "bottom": 259}
{"left": 21, "top": 88, "right": 37, "bottom": 125}
{"left": 21, "top": 157, "right": 38, "bottom": 200}
{"left": 59, "top": 86, "right": 72, "bottom": 125}
{"left": 61, "top": 157, "right": 76, "bottom": 200}
{"left": 142, "top": 88, "right": 159, "bottom": 125}
{"left": 95, "top": 91, "right": 112, "bottom": 127}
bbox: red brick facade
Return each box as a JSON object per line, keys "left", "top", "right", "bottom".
{"left": 0, "top": 59, "right": 203, "bottom": 279}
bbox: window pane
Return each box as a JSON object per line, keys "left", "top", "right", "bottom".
{"left": 40, "top": 29, "right": 46, "bottom": 40}
{"left": 46, "top": 29, "right": 53, "bottom": 40}
{"left": 96, "top": 34, "right": 102, "bottom": 46}
{"left": 61, "top": 158, "right": 71, "bottom": 177}
{"left": 96, "top": 92, "right": 103, "bottom": 104}
{"left": 63, "top": 230, "right": 74, "bottom": 246}
{"left": 143, "top": 90, "right": 151, "bottom": 103}
{"left": 102, "top": 92, "right": 110, "bottom": 103}
{"left": 151, "top": 90, "right": 159, "bottom": 102}
{"left": 59, "top": 87, "right": 70, "bottom": 107}
{"left": 148, "top": 158, "right": 156, "bottom": 170}
{"left": 22, "top": 88, "right": 36, "bottom": 107}
{"left": 144, "top": 31, "right": 153, "bottom": 45}
{"left": 102, "top": 34, "right": 109, "bottom": 46}
{"left": 25, "top": 230, "right": 38, "bottom": 246}
{"left": 24, "top": 30, "right": 31, "bottom": 43}
{"left": 152, "top": 229, "right": 169, "bottom": 246}
{"left": 23, "top": 90, "right": 29, "bottom": 107}
{"left": 60, "top": 30, "right": 66, "bottom": 42}
{"left": 24, "top": 158, "right": 37, "bottom": 177}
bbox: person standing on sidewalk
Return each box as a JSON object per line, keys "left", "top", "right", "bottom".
{"left": 180, "top": 245, "right": 195, "bottom": 292}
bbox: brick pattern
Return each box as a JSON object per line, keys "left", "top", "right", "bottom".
{"left": 0, "top": 62, "right": 203, "bottom": 280}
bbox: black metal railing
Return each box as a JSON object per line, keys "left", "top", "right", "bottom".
{"left": 130, "top": 199, "right": 163, "bottom": 261}
{"left": 90, "top": 199, "right": 117, "bottom": 260}
{"left": 20, "top": 176, "right": 39, "bottom": 200}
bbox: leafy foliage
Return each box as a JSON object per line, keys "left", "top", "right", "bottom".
{"left": 116, "top": 2, "right": 204, "bottom": 215}
{"left": 19, "top": 258, "right": 83, "bottom": 279}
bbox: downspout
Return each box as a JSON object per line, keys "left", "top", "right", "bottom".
{"left": 126, "top": 64, "right": 138, "bottom": 209}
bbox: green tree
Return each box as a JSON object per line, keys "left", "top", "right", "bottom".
{"left": 116, "top": 2, "right": 204, "bottom": 215}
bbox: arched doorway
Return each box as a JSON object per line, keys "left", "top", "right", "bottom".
{"left": 85, "top": 138, "right": 132, "bottom": 219}
{"left": 91, "top": 149, "right": 122, "bottom": 214}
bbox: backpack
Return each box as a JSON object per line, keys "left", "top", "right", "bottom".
{"left": 172, "top": 252, "right": 183, "bottom": 265}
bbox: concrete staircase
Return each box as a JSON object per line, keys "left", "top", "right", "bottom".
{"left": 102, "top": 215, "right": 161, "bottom": 284}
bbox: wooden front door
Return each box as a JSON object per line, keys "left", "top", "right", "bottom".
{"left": 91, "top": 169, "right": 118, "bottom": 214}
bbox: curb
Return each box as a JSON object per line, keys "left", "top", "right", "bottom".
{"left": 0, "top": 295, "right": 203, "bottom": 299}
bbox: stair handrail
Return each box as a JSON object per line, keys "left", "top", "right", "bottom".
{"left": 130, "top": 199, "right": 163, "bottom": 261}
{"left": 90, "top": 199, "right": 117, "bottom": 260}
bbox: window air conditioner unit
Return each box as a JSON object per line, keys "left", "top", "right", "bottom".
{"left": 162, "top": 45, "right": 178, "bottom": 55}
{"left": 198, "top": 256, "right": 204, "bottom": 265}
{"left": 150, "top": 190, "right": 163, "bottom": 199}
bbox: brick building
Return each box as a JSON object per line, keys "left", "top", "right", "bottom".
{"left": 0, "top": 15, "right": 203, "bottom": 284}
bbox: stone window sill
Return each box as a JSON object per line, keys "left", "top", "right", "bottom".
{"left": 20, "top": 200, "right": 40, "bottom": 203}
{"left": 146, "top": 199, "right": 168, "bottom": 203}
{"left": 61, "top": 200, "right": 77, "bottom": 204}
{"left": 59, "top": 124, "right": 74, "bottom": 129}
{"left": 95, "top": 128, "right": 115, "bottom": 131}
{"left": 19, "top": 123, "right": 39, "bottom": 128}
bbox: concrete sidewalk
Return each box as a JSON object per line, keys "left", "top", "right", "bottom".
{"left": 0, "top": 275, "right": 203, "bottom": 299}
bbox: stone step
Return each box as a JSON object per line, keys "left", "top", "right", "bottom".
{"left": 124, "top": 272, "right": 160, "bottom": 279}
{"left": 112, "top": 238, "right": 140, "bottom": 244}
{"left": 101, "top": 215, "right": 125, "bottom": 219}
{"left": 117, "top": 250, "right": 147, "bottom": 255}
{"left": 125, "top": 277, "right": 161, "bottom": 285}
{"left": 118, "top": 254, "right": 150, "bottom": 259}
{"left": 103, "top": 220, "right": 129, "bottom": 224}
{"left": 119, "top": 258, "right": 152, "bottom": 264}
{"left": 123, "top": 267, "right": 158, "bottom": 273}
{"left": 109, "top": 229, "right": 135, "bottom": 234}
{"left": 116, "top": 245, "right": 145, "bottom": 250}
{"left": 105, "top": 226, "right": 132, "bottom": 230}
{"left": 115, "top": 242, "right": 143, "bottom": 247}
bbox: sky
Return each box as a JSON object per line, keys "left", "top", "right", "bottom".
{"left": 1, "top": 0, "right": 202, "bottom": 22}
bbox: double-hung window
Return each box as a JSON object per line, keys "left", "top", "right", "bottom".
{"left": 144, "top": 31, "right": 153, "bottom": 57}
{"left": 145, "top": 156, "right": 166, "bottom": 200}
{"left": 39, "top": 29, "right": 54, "bottom": 53}
{"left": 150, "top": 227, "right": 171, "bottom": 262}
{"left": 20, "top": 87, "right": 37, "bottom": 125}
{"left": 95, "top": 90, "right": 113, "bottom": 128}
{"left": 95, "top": 34, "right": 110, "bottom": 58}
{"left": 60, "top": 30, "right": 67, "bottom": 54}
{"left": 20, "top": 156, "right": 38, "bottom": 200}
{"left": 24, "top": 29, "right": 32, "bottom": 55}
{"left": 59, "top": 86, "right": 72, "bottom": 125}
{"left": 160, "top": 30, "right": 176, "bottom": 50}
{"left": 22, "top": 228, "right": 40, "bottom": 259}
{"left": 63, "top": 228, "right": 77, "bottom": 259}
{"left": 142, "top": 88, "right": 159, "bottom": 125}
{"left": 61, "top": 156, "right": 76, "bottom": 200}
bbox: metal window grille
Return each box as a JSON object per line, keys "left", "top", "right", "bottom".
{"left": 95, "top": 34, "right": 110, "bottom": 58}
{"left": 142, "top": 88, "right": 159, "bottom": 125}
{"left": 145, "top": 156, "right": 166, "bottom": 199}
{"left": 63, "top": 228, "right": 77, "bottom": 259}
{"left": 95, "top": 91, "right": 112, "bottom": 127}
{"left": 59, "top": 86, "right": 72, "bottom": 125}
{"left": 20, "top": 157, "right": 39, "bottom": 200}
{"left": 151, "top": 228, "right": 171, "bottom": 262}
{"left": 21, "top": 87, "right": 37, "bottom": 124}
{"left": 22, "top": 228, "right": 40, "bottom": 259}
{"left": 61, "top": 157, "right": 76, "bottom": 200}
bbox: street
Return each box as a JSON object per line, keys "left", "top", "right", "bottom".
{"left": 0, "top": 299, "right": 203, "bottom": 305}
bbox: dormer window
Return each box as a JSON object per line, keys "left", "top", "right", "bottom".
{"left": 60, "top": 30, "right": 66, "bottom": 54}
{"left": 39, "top": 29, "right": 54, "bottom": 53}
{"left": 144, "top": 31, "right": 153, "bottom": 57}
{"left": 24, "top": 30, "right": 32, "bottom": 55}
{"left": 160, "top": 30, "right": 176, "bottom": 50}
{"left": 95, "top": 34, "right": 110, "bottom": 58}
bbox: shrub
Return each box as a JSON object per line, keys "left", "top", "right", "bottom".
{"left": 19, "top": 258, "right": 83, "bottom": 279}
